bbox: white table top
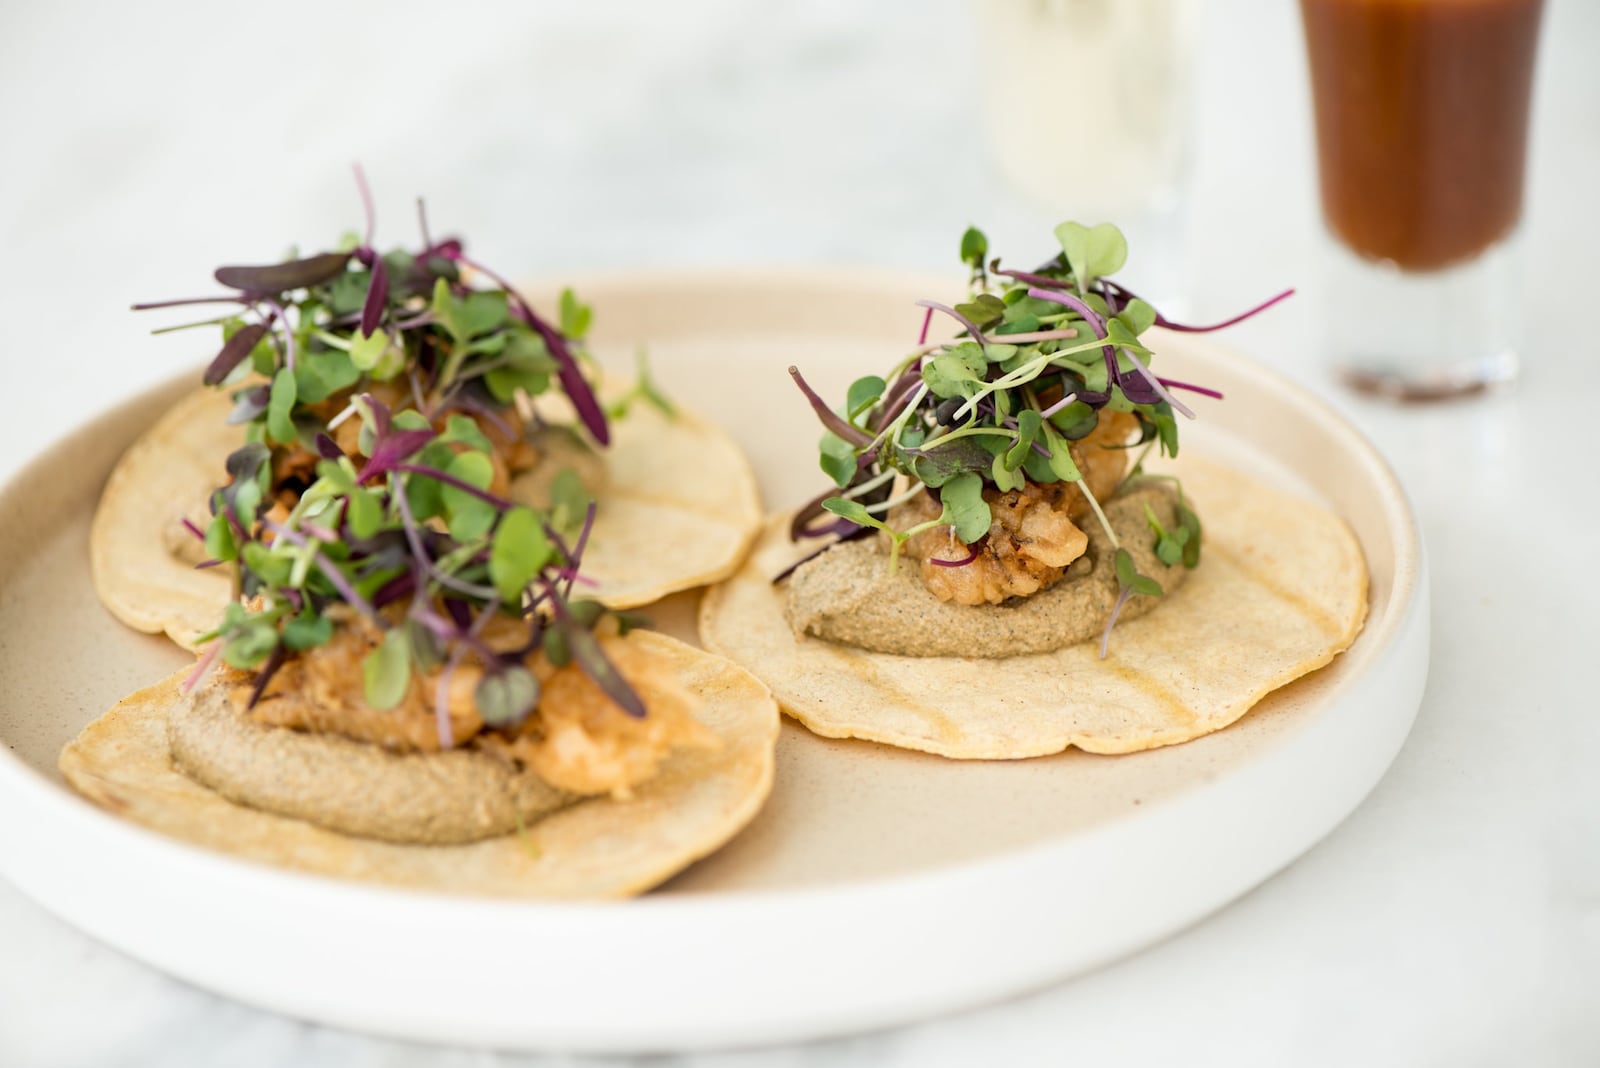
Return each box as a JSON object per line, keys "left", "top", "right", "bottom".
{"left": 2, "top": 0, "right": 1596, "bottom": 1064}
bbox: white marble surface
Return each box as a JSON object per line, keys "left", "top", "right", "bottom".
{"left": 1, "top": 0, "right": 1597, "bottom": 1064}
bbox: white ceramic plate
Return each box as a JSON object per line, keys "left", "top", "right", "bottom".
{"left": 0, "top": 270, "right": 1427, "bottom": 1052}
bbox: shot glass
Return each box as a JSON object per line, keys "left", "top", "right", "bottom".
{"left": 1300, "top": 0, "right": 1545, "bottom": 401}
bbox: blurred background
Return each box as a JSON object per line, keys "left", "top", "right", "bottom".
{"left": 2, "top": 1, "right": 1597, "bottom": 1063}
{"left": 0, "top": 0, "right": 1591, "bottom": 444}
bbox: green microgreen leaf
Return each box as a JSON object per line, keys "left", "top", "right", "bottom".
{"left": 549, "top": 467, "right": 590, "bottom": 538}
{"left": 349, "top": 326, "right": 401, "bottom": 377}
{"left": 542, "top": 626, "right": 571, "bottom": 668}
{"left": 1042, "top": 423, "right": 1082, "bottom": 482}
{"left": 282, "top": 613, "right": 334, "bottom": 651}
{"left": 241, "top": 542, "right": 293, "bottom": 587}
{"left": 991, "top": 451, "right": 1024, "bottom": 492}
{"left": 1055, "top": 221, "right": 1128, "bottom": 293}
{"left": 1150, "top": 402, "right": 1179, "bottom": 457}
{"left": 346, "top": 487, "right": 384, "bottom": 540}
{"left": 1176, "top": 500, "right": 1203, "bottom": 568}
{"left": 1114, "top": 547, "right": 1165, "bottom": 597}
{"left": 1003, "top": 408, "right": 1043, "bottom": 471}
{"left": 204, "top": 512, "right": 238, "bottom": 562}
{"left": 820, "top": 497, "right": 888, "bottom": 531}
{"left": 939, "top": 472, "right": 991, "bottom": 543}
{"left": 459, "top": 290, "right": 509, "bottom": 337}
{"left": 923, "top": 344, "right": 988, "bottom": 399}
{"left": 819, "top": 432, "right": 858, "bottom": 488}
{"left": 846, "top": 375, "right": 886, "bottom": 421}
{"left": 477, "top": 666, "right": 541, "bottom": 728}
{"left": 910, "top": 437, "right": 993, "bottom": 487}
{"left": 558, "top": 288, "right": 593, "bottom": 340}
{"left": 953, "top": 293, "right": 1007, "bottom": 331}
{"left": 223, "top": 622, "right": 279, "bottom": 670}
{"left": 490, "top": 506, "right": 554, "bottom": 603}
{"left": 440, "top": 451, "right": 496, "bottom": 541}
{"left": 1144, "top": 501, "right": 1188, "bottom": 566}
{"left": 362, "top": 628, "right": 411, "bottom": 710}
{"left": 327, "top": 270, "right": 370, "bottom": 316}
{"left": 440, "top": 414, "right": 494, "bottom": 454}
{"left": 1116, "top": 298, "right": 1157, "bottom": 337}
{"left": 429, "top": 277, "right": 464, "bottom": 341}
{"left": 959, "top": 226, "right": 988, "bottom": 270}
{"left": 1048, "top": 401, "right": 1098, "bottom": 440}
{"left": 266, "top": 367, "right": 298, "bottom": 445}
{"left": 295, "top": 349, "right": 361, "bottom": 404}
{"left": 606, "top": 347, "right": 676, "bottom": 421}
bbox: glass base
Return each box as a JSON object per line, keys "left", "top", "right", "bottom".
{"left": 1321, "top": 232, "right": 1522, "bottom": 403}
{"left": 1340, "top": 348, "right": 1519, "bottom": 403}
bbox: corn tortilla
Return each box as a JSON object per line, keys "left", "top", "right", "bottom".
{"left": 90, "top": 387, "right": 240, "bottom": 651}
{"left": 699, "top": 456, "right": 1368, "bottom": 759}
{"left": 90, "top": 382, "right": 762, "bottom": 651}
{"left": 58, "top": 631, "right": 780, "bottom": 899}
{"left": 518, "top": 375, "right": 762, "bottom": 608}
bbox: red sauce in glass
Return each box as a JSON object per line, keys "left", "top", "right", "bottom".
{"left": 1301, "top": 0, "right": 1543, "bottom": 271}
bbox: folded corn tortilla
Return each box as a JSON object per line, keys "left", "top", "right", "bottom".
{"left": 58, "top": 631, "right": 779, "bottom": 899}
{"left": 699, "top": 455, "right": 1368, "bottom": 759}
{"left": 90, "top": 381, "right": 762, "bottom": 652}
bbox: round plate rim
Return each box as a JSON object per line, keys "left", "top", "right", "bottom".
{"left": 0, "top": 266, "right": 1428, "bottom": 1051}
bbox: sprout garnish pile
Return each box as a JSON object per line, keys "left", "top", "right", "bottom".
{"left": 787, "top": 221, "right": 1292, "bottom": 655}
{"left": 184, "top": 395, "right": 645, "bottom": 748}
{"left": 135, "top": 168, "right": 610, "bottom": 476}
{"left": 140, "top": 170, "right": 650, "bottom": 743}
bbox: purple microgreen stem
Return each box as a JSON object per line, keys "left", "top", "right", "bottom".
{"left": 1117, "top": 343, "right": 1195, "bottom": 419}
{"left": 1099, "top": 585, "right": 1134, "bottom": 659}
{"left": 788, "top": 366, "right": 873, "bottom": 446}
{"left": 261, "top": 519, "right": 384, "bottom": 626}
{"left": 182, "top": 640, "right": 224, "bottom": 695}
{"left": 353, "top": 162, "right": 376, "bottom": 248}
{"left": 433, "top": 600, "right": 498, "bottom": 749}
{"left": 993, "top": 266, "right": 1074, "bottom": 291}
{"left": 203, "top": 319, "right": 271, "bottom": 385}
{"left": 1026, "top": 286, "right": 1114, "bottom": 365}
{"left": 452, "top": 252, "right": 610, "bottom": 446}
{"left": 564, "top": 501, "right": 598, "bottom": 599}
{"left": 1153, "top": 288, "right": 1295, "bottom": 333}
{"left": 246, "top": 646, "right": 287, "bottom": 709}
{"left": 264, "top": 297, "right": 296, "bottom": 372}
{"left": 392, "top": 464, "right": 513, "bottom": 510}
{"left": 356, "top": 429, "right": 438, "bottom": 484}
{"left": 869, "top": 367, "right": 926, "bottom": 433}
{"left": 131, "top": 295, "right": 251, "bottom": 312}
{"left": 929, "top": 537, "right": 985, "bottom": 568}
{"left": 914, "top": 299, "right": 987, "bottom": 346}
{"left": 359, "top": 255, "right": 389, "bottom": 337}
{"left": 1157, "top": 378, "right": 1224, "bottom": 399}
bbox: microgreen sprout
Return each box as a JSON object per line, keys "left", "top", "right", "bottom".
{"left": 786, "top": 221, "right": 1290, "bottom": 653}
{"left": 187, "top": 394, "right": 644, "bottom": 742}
{"left": 135, "top": 167, "right": 611, "bottom": 496}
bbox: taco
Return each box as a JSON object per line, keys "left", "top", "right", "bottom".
{"left": 62, "top": 399, "right": 778, "bottom": 897}
{"left": 92, "top": 177, "right": 759, "bottom": 651}
{"left": 699, "top": 222, "right": 1366, "bottom": 758}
